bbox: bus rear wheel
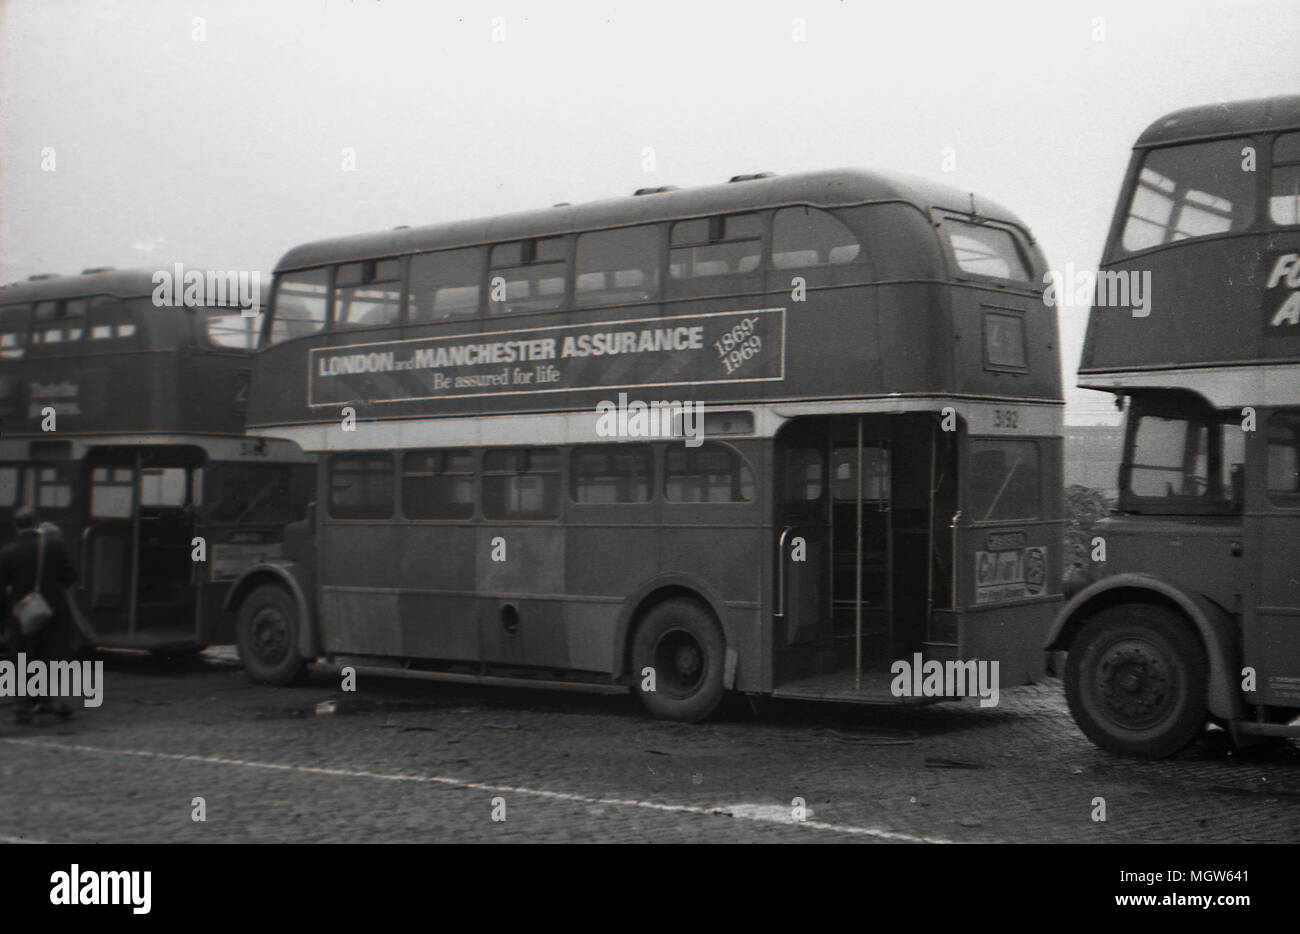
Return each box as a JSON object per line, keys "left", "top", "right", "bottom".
{"left": 1065, "top": 604, "right": 1207, "bottom": 759}
{"left": 236, "top": 584, "right": 307, "bottom": 685}
{"left": 631, "top": 599, "right": 726, "bottom": 722}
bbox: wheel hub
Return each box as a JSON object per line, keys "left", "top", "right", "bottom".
{"left": 1097, "top": 642, "right": 1173, "bottom": 727}
{"left": 654, "top": 628, "right": 705, "bottom": 697}
{"left": 252, "top": 608, "right": 288, "bottom": 663}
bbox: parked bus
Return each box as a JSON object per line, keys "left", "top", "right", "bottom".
{"left": 231, "top": 169, "right": 1063, "bottom": 719}
{"left": 1050, "top": 94, "right": 1300, "bottom": 757}
{"left": 0, "top": 268, "right": 314, "bottom": 658}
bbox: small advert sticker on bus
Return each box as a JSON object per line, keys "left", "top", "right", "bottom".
{"left": 973, "top": 546, "right": 1047, "bottom": 604}
{"left": 307, "top": 308, "right": 786, "bottom": 406}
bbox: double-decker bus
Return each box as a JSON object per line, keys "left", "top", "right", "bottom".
{"left": 1050, "top": 94, "right": 1300, "bottom": 757}
{"left": 231, "top": 169, "right": 1063, "bottom": 719}
{"left": 0, "top": 268, "right": 314, "bottom": 658}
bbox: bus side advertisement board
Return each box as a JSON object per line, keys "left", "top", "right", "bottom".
{"left": 307, "top": 307, "right": 786, "bottom": 407}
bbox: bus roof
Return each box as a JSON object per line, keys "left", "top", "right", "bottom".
{"left": 1135, "top": 94, "right": 1300, "bottom": 149}
{"left": 275, "top": 168, "right": 1029, "bottom": 271}
{"left": 0, "top": 268, "right": 162, "bottom": 304}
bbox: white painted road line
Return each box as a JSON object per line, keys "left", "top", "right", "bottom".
{"left": 0, "top": 737, "right": 957, "bottom": 844}
{"left": 0, "top": 833, "right": 51, "bottom": 844}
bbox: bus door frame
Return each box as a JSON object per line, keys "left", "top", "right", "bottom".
{"left": 82, "top": 449, "right": 141, "bottom": 636}
{"left": 776, "top": 416, "right": 894, "bottom": 684}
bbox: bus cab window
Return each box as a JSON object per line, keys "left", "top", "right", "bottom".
{"left": 408, "top": 248, "right": 484, "bottom": 322}
{"left": 669, "top": 214, "right": 762, "bottom": 281}
{"left": 771, "top": 207, "right": 862, "bottom": 269}
{"left": 1120, "top": 139, "right": 1254, "bottom": 252}
{"left": 1267, "top": 410, "right": 1300, "bottom": 501}
{"left": 334, "top": 259, "right": 403, "bottom": 328}
{"left": 1127, "top": 415, "right": 1211, "bottom": 499}
{"left": 270, "top": 269, "right": 329, "bottom": 344}
{"left": 0, "top": 305, "right": 30, "bottom": 358}
{"left": 665, "top": 442, "right": 755, "bottom": 503}
{"left": 574, "top": 227, "right": 661, "bottom": 307}
{"left": 488, "top": 238, "right": 568, "bottom": 315}
{"left": 1270, "top": 133, "right": 1300, "bottom": 226}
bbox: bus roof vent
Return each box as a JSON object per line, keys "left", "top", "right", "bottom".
{"left": 27, "top": 273, "right": 59, "bottom": 281}
{"left": 552, "top": 202, "right": 571, "bottom": 207}
{"left": 633, "top": 185, "right": 678, "bottom": 196}
{"left": 392, "top": 225, "right": 410, "bottom": 230}
{"left": 728, "top": 172, "right": 777, "bottom": 183}
{"left": 81, "top": 266, "right": 114, "bottom": 274}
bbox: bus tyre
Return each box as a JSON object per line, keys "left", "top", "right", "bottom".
{"left": 1065, "top": 604, "right": 1208, "bottom": 759}
{"left": 630, "top": 599, "right": 726, "bottom": 722}
{"left": 236, "top": 584, "right": 307, "bottom": 685}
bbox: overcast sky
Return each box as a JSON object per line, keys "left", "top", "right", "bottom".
{"left": 3, "top": 0, "right": 1298, "bottom": 422}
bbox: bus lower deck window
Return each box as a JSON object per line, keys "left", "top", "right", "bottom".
{"left": 570, "top": 445, "right": 652, "bottom": 503}
{"left": 482, "top": 448, "right": 561, "bottom": 519}
{"left": 664, "top": 442, "right": 755, "bottom": 503}
{"left": 329, "top": 453, "right": 395, "bottom": 519}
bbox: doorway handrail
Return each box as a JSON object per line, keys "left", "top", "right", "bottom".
{"left": 776, "top": 525, "right": 795, "bottom": 618}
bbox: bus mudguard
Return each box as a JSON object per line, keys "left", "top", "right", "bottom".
{"left": 1046, "top": 573, "right": 1244, "bottom": 721}
{"left": 613, "top": 573, "right": 734, "bottom": 683}
{"left": 223, "top": 561, "right": 320, "bottom": 661}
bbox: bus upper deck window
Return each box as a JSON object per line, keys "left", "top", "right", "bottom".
{"left": 334, "top": 258, "right": 403, "bottom": 329}
{"left": 203, "top": 307, "right": 259, "bottom": 350}
{"left": 270, "top": 269, "right": 329, "bottom": 344}
{"left": 409, "top": 248, "right": 484, "bottom": 322}
{"left": 575, "top": 226, "right": 661, "bottom": 307}
{"left": 771, "top": 207, "right": 862, "bottom": 269}
{"left": 0, "top": 305, "right": 30, "bottom": 358}
{"left": 1120, "top": 139, "right": 1254, "bottom": 252}
{"left": 88, "top": 296, "right": 139, "bottom": 342}
{"left": 32, "top": 298, "right": 86, "bottom": 345}
{"left": 943, "top": 219, "right": 1029, "bottom": 281}
{"left": 1270, "top": 133, "right": 1300, "bottom": 226}
{"left": 669, "top": 214, "right": 762, "bottom": 280}
{"left": 487, "top": 238, "right": 568, "bottom": 316}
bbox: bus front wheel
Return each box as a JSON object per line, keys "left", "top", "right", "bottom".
{"left": 236, "top": 584, "right": 307, "bottom": 685}
{"left": 1065, "top": 604, "right": 1208, "bottom": 759}
{"left": 630, "top": 599, "right": 726, "bottom": 722}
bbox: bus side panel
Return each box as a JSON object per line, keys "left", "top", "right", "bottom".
{"left": 959, "top": 602, "right": 1057, "bottom": 685}
{"left": 399, "top": 523, "right": 479, "bottom": 662}
{"left": 317, "top": 523, "right": 403, "bottom": 655}
{"left": 477, "top": 526, "right": 565, "bottom": 666}
{"left": 565, "top": 523, "right": 660, "bottom": 674}
{"left": 651, "top": 520, "right": 765, "bottom": 687}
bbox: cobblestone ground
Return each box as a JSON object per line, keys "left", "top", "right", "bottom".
{"left": 1, "top": 649, "right": 1298, "bottom": 843}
